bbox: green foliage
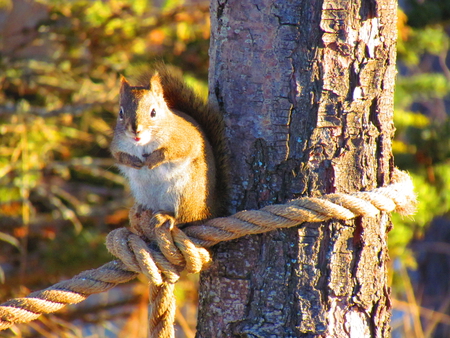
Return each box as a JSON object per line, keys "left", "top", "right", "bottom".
{"left": 396, "top": 73, "right": 450, "bottom": 107}
{"left": 404, "top": 0, "right": 450, "bottom": 28}
{"left": 397, "top": 25, "right": 449, "bottom": 65}
{"left": 391, "top": 10, "right": 450, "bottom": 271}
{"left": 389, "top": 12, "right": 450, "bottom": 337}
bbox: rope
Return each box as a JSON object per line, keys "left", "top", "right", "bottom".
{"left": 0, "top": 169, "right": 416, "bottom": 336}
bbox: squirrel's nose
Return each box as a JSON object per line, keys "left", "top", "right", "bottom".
{"left": 130, "top": 124, "right": 141, "bottom": 134}
{"left": 131, "top": 125, "right": 143, "bottom": 141}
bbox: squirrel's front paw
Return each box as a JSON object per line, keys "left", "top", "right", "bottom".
{"left": 116, "top": 152, "right": 144, "bottom": 169}
{"left": 143, "top": 149, "right": 165, "bottom": 169}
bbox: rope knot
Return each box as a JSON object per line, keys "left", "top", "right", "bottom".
{"left": 105, "top": 206, "right": 213, "bottom": 338}
{"left": 106, "top": 206, "right": 212, "bottom": 287}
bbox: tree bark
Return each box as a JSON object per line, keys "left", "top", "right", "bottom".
{"left": 198, "top": 0, "right": 397, "bottom": 337}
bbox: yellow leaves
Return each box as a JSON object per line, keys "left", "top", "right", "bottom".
{"left": 175, "top": 9, "right": 210, "bottom": 42}
{"left": 183, "top": 74, "right": 208, "bottom": 100}
{"left": 104, "top": 17, "right": 123, "bottom": 35}
{"left": 73, "top": 74, "right": 119, "bottom": 104}
{"left": 203, "top": 15, "right": 211, "bottom": 40}
{"left": 392, "top": 140, "right": 410, "bottom": 154}
{"left": 176, "top": 21, "right": 194, "bottom": 42}
{"left": 131, "top": 0, "right": 148, "bottom": 16}
{"left": 85, "top": 1, "right": 113, "bottom": 27}
{"left": 394, "top": 109, "right": 430, "bottom": 129}
{"left": 392, "top": 139, "right": 421, "bottom": 160}
{"left": 84, "top": 0, "right": 150, "bottom": 37}
{"left": 60, "top": 126, "right": 93, "bottom": 142}
{"left": 132, "top": 38, "right": 147, "bottom": 55}
{"left": 163, "top": 0, "right": 185, "bottom": 13}
{"left": 397, "top": 9, "right": 411, "bottom": 42}
{"left": 1, "top": 107, "right": 91, "bottom": 183}
{"left": 0, "top": 0, "right": 12, "bottom": 10}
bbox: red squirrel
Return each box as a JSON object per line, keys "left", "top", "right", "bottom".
{"left": 110, "top": 64, "right": 227, "bottom": 225}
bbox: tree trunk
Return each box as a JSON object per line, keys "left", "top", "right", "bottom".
{"left": 197, "top": 0, "right": 397, "bottom": 337}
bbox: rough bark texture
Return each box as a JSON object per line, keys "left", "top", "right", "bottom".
{"left": 197, "top": 0, "right": 397, "bottom": 337}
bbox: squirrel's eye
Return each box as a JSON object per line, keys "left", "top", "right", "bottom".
{"left": 150, "top": 109, "right": 156, "bottom": 118}
{"left": 119, "top": 106, "right": 124, "bottom": 120}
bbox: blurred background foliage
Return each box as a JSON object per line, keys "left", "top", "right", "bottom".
{"left": 0, "top": 0, "right": 449, "bottom": 337}
{"left": 0, "top": 0, "right": 209, "bottom": 336}
{"left": 392, "top": 2, "right": 450, "bottom": 336}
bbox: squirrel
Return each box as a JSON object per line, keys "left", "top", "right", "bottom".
{"left": 110, "top": 64, "right": 228, "bottom": 226}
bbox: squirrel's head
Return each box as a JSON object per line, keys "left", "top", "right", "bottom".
{"left": 117, "top": 73, "right": 170, "bottom": 145}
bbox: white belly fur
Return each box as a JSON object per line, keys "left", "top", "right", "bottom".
{"left": 119, "top": 158, "right": 192, "bottom": 214}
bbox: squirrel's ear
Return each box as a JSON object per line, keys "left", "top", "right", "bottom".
{"left": 150, "top": 72, "right": 164, "bottom": 97}
{"left": 120, "top": 75, "right": 131, "bottom": 90}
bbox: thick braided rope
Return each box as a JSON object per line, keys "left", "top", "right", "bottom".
{"left": 148, "top": 283, "right": 176, "bottom": 338}
{"left": 185, "top": 169, "right": 416, "bottom": 247}
{"left": 0, "top": 169, "right": 416, "bottom": 335}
